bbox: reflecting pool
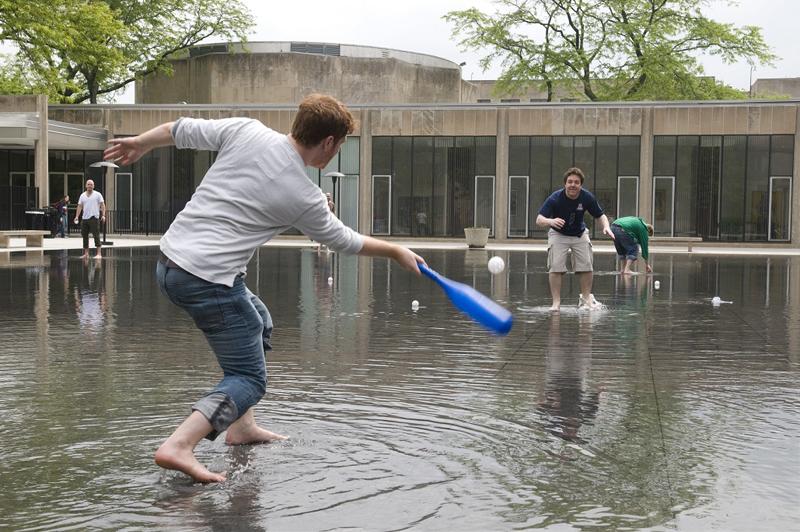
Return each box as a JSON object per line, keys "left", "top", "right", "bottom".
{"left": 0, "top": 247, "right": 798, "bottom": 530}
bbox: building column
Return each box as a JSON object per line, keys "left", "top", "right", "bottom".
{"left": 639, "top": 106, "right": 654, "bottom": 222}
{"left": 359, "top": 109, "right": 373, "bottom": 235}
{"left": 793, "top": 104, "right": 800, "bottom": 247}
{"left": 102, "top": 109, "right": 114, "bottom": 219}
{"left": 35, "top": 94, "right": 49, "bottom": 207}
{"left": 495, "top": 108, "right": 509, "bottom": 240}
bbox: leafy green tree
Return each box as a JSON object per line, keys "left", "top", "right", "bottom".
{"left": 0, "top": 0, "right": 125, "bottom": 101}
{"left": 445, "top": 0, "right": 776, "bottom": 101}
{"left": 0, "top": 0, "right": 252, "bottom": 103}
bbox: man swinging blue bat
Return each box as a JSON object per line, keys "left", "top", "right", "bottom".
{"left": 104, "top": 94, "right": 425, "bottom": 483}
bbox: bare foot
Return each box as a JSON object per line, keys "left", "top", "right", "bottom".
{"left": 80, "top": 254, "right": 88, "bottom": 259}
{"left": 154, "top": 441, "right": 226, "bottom": 483}
{"left": 94, "top": 254, "right": 102, "bottom": 259}
{"left": 225, "top": 424, "right": 288, "bottom": 446}
{"left": 549, "top": 304, "right": 560, "bottom": 312}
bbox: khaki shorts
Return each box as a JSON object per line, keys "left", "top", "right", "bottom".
{"left": 547, "top": 229, "right": 593, "bottom": 273}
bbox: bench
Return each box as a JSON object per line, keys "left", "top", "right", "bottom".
{"left": 650, "top": 236, "right": 703, "bottom": 252}
{"left": 0, "top": 230, "right": 51, "bottom": 248}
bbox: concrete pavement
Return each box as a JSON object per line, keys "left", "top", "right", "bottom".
{"left": 1, "top": 234, "right": 798, "bottom": 256}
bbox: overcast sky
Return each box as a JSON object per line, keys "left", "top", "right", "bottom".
{"left": 121, "top": 0, "right": 797, "bottom": 102}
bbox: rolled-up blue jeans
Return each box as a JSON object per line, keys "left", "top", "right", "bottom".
{"left": 611, "top": 224, "right": 639, "bottom": 261}
{"left": 156, "top": 260, "right": 272, "bottom": 440}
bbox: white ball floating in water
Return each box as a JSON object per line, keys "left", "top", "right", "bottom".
{"left": 411, "top": 300, "right": 420, "bottom": 311}
{"left": 487, "top": 256, "right": 505, "bottom": 274}
{"left": 712, "top": 296, "right": 721, "bottom": 306}
{"left": 327, "top": 276, "right": 333, "bottom": 285}
{"left": 654, "top": 280, "right": 660, "bottom": 290}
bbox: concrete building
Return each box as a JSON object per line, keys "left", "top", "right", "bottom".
{"left": 136, "top": 42, "right": 478, "bottom": 105}
{"left": 1, "top": 42, "right": 798, "bottom": 247}
{"left": 751, "top": 78, "right": 800, "bottom": 99}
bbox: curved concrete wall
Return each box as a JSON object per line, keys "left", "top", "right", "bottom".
{"left": 136, "top": 52, "right": 465, "bottom": 105}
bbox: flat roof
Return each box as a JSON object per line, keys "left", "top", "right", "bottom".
{"left": 175, "top": 41, "right": 461, "bottom": 70}
{"left": 0, "top": 113, "right": 107, "bottom": 150}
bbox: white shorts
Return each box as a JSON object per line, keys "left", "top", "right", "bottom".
{"left": 547, "top": 229, "right": 593, "bottom": 273}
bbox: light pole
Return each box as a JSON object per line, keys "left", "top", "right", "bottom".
{"left": 322, "top": 171, "right": 345, "bottom": 277}
{"left": 89, "top": 161, "right": 118, "bottom": 245}
{"left": 324, "top": 171, "right": 345, "bottom": 216}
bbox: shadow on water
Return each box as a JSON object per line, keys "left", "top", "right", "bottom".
{"left": 0, "top": 247, "right": 798, "bottom": 530}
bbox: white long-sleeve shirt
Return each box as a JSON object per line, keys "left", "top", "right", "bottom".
{"left": 160, "top": 117, "right": 364, "bottom": 286}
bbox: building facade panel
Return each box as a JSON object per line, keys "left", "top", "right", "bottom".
{"left": 0, "top": 99, "right": 794, "bottom": 245}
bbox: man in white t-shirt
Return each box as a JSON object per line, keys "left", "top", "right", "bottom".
{"left": 104, "top": 94, "right": 426, "bottom": 484}
{"left": 73, "top": 179, "right": 106, "bottom": 259}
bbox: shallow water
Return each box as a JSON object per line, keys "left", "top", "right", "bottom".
{"left": 0, "top": 247, "right": 798, "bottom": 531}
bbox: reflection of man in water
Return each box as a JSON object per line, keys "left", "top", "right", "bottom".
{"left": 538, "top": 314, "right": 600, "bottom": 443}
{"left": 75, "top": 260, "right": 106, "bottom": 333}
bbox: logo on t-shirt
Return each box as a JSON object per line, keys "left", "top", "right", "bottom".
{"left": 577, "top": 203, "right": 584, "bottom": 211}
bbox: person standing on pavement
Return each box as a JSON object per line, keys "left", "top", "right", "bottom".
{"left": 74, "top": 180, "right": 105, "bottom": 259}
{"left": 54, "top": 194, "right": 69, "bottom": 238}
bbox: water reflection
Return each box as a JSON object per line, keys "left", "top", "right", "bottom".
{"left": 0, "top": 247, "right": 797, "bottom": 530}
{"left": 74, "top": 257, "right": 107, "bottom": 334}
{"left": 538, "top": 314, "right": 600, "bottom": 446}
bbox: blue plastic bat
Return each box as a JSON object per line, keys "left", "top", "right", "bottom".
{"left": 418, "top": 263, "right": 513, "bottom": 335}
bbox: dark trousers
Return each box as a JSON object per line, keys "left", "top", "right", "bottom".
{"left": 81, "top": 217, "right": 101, "bottom": 249}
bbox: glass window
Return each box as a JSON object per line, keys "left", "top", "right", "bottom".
{"left": 49, "top": 150, "right": 65, "bottom": 173}
{"left": 474, "top": 175, "right": 495, "bottom": 233}
{"left": 674, "top": 136, "right": 698, "bottom": 237}
{"left": 574, "top": 136, "right": 595, "bottom": 189}
{"left": 595, "top": 137, "right": 618, "bottom": 223}
{"left": 372, "top": 137, "right": 392, "bottom": 175}
{"left": 412, "top": 137, "right": 433, "bottom": 236}
{"left": 338, "top": 172, "right": 359, "bottom": 231}
{"left": 49, "top": 173, "right": 64, "bottom": 204}
{"left": 340, "top": 137, "right": 359, "bottom": 175}
{"left": 770, "top": 135, "right": 794, "bottom": 176}
{"left": 653, "top": 136, "right": 676, "bottom": 176}
{"left": 769, "top": 177, "right": 791, "bottom": 241}
{"left": 509, "top": 137, "right": 529, "bottom": 176}
{"left": 618, "top": 136, "right": 640, "bottom": 176}
{"left": 720, "top": 136, "right": 746, "bottom": 240}
{"left": 530, "top": 137, "right": 552, "bottom": 237}
{"left": 115, "top": 172, "right": 133, "bottom": 231}
{"left": 392, "top": 137, "right": 412, "bottom": 235}
{"left": 508, "top": 176, "right": 529, "bottom": 237}
{"left": 171, "top": 148, "right": 195, "bottom": 213}
{"left": 66, "top": 151, "right": 84, "bottom": 172}
{"left": 432, "top": 137, "right": 453, "bottom": 236}
{"left": 617, "top": 176, "right": 639, "bottom": 218}
{"left": 450, "top": 139, "right": 474, "bottom": 235}
{"left": 372, "top": 175, "right": 391, "bottom": 235}
{"left": 696, "top": 136, "right": 722, "bottom": 240}
{"left": 745, "top": 136, "right": 770, "bottom": 240}
{"left": 552, "top": 137, "right": 573, "bottom": 180}
{"left": 10, "top": 150, "right": 32, "bottom": 172}
{"left": 0, "top": 150, "right": 8, "bottom": 184}
{"left": 67, "top": 174, "right": 83, "bottom": 208}
{"left": 652, "top": 176, "right": 674, "bottom": 237}
{"left": 475, "top": 137, "right": 496, "bottom": 175}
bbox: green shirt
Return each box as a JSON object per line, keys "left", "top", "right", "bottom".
{"left": 612, "top": 216, "right": 650, "bottom": 260}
